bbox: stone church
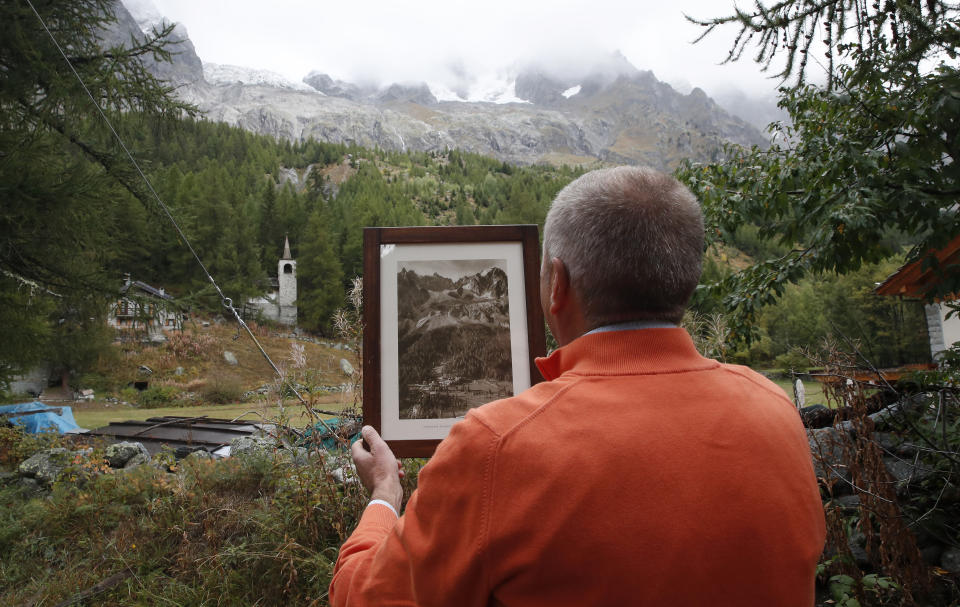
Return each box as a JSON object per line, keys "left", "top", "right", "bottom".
{"left": 246, "top": 236, "right": 297, "bottom": 326}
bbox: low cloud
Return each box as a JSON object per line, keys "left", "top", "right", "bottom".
{"left": 148, "top": 0, "right": 786, "bottom": 97}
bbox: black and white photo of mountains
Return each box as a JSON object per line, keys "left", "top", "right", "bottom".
{"left": 396, "top": 259, "right": 513, "bottom": 419}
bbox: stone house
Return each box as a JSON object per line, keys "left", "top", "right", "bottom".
{"left": 107, "top": 277, "right": 182, "bottom": 342}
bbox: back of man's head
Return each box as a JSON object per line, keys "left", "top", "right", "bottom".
{"left": 543, "top": 166, "right": 704, "bottom": 326}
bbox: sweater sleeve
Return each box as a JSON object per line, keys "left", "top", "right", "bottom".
{"left": 328, "top": 413, "right": 498, "bottom": 607}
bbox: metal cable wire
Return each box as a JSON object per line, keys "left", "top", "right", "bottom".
{"left": 24, "top": 0, "right": 350, "bottom": 443}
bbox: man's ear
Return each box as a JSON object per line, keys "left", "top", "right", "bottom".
{"left": 548, "top": 257, "right": 569, "bottom": 316}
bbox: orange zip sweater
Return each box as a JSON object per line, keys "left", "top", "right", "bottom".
{"left": 329, "top": 328, "right": 826, "bottom": 606}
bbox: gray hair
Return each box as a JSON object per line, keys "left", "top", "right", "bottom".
{"left": 543, "top": 166, "right": 704, "bottom": 325}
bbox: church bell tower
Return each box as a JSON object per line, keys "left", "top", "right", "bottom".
{"left": 277, "top": 236, "right": 297, "bottom": 324}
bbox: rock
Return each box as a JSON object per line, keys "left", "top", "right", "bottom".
{"left": 941, "top": 547, "right": 960, "bottom": 573}
{"left": 883, "top": 457, "right": 933, "bottom": 493}
{"left": 283, "top": 447, "right": 312, "bottom": 467}
{"left": 831, "top": 495, "right": 860, "bottom": 512}
{"left": 18, "top": 448, "right": 72, "bottom": 485}
{"left": 921, "top": 544, "right": 944, "bottom": 565}
{"left": 17, "top": 477, "right": 45, "bottom": 495}
{"left": 105, "top": 442, "right": 150, "bottom": 468}
{"left": 870, "top": 395, "right": 930, "bottom": 431}
{"left": 807, "top": 427, "right": 853, "bottom": 496}
{"left": 848, "top": 530, "right": 871, "bottom": 569}
{"left": 340, "top": 358, "right": 355, "bottom": 377}
{"left": 124, "top": 452, "right": 151, "bottom": 469}
{"left": 250, "top": 424, "right": 278, "bottom": 439}
{"left": 223, "top": 351, "right": 239, "bottom": 366}
{"left": 872, "top": 431, "right": 900, "bottom": 453}
{"left": 183, "top": 450, "right": 214, "bottom": 463}
{"left": 174, "top": 366, "right": 184, "bottom": 376}
{"left": 800, "top": 404, "right": 834, "bottom": 428}
{"left": 229, "top": 436, "right": 276, "bottom": 457}
{"left": 0, "top": 470, "right": 17, "bottom": 486}
{"left": 895, "top": 441, "right": 921, "bottom": 457}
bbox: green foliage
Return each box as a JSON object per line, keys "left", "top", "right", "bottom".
{"left": 298, "top": 209, "right": 345, "bottom": 334}
{"left": 0, "top": 277, "right": 54, "bottom": 389}
{"left": 0, "top": 0, "right": 191, "bottom": 383}
{"left": 137, "top": 385, "right": 181, "bottom": 408}
{"left": 680, "top": 1, "right": 960, "bottom": 341}
{"left": 898, "top": 349, "right": 960, "bottom": 551}
{"left": 754, "top": 259, "right": 929, "bottom": 368}
{"left": 0, "top": 0, "right": 585, "bottom": 383}
{"left": 0, "top": 425, "right": 62, "bottom": 467}
{"left": 816, "top": 558, "right": 901, "bottom": 607}
{"left": 0, "top": 442, "right": 369, "bottom": 606}
{"left": 773, "top": 348, "right": 810, "bottom": 374}
{"left": 119, "top": 386, "right": 139, "bottom": 403}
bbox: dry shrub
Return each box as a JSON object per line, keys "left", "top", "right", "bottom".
{"left": 181, "top": 378, "right": 206, "bottom": 392}
{"left": 201, "top": 374, "right": 243, "bottom": 404}
{"left": 814, "top": 343, "right": 932, "bottom": 605}
{"left": 165, "top": 332, "right": 217, "bottom": 361}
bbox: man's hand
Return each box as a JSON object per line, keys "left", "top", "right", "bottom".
{"left": 352, "top": 425, "right": 405, "bottom": 514}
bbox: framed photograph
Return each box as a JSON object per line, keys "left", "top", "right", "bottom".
{"left": 363, "top": 225, "right": 546, "bottom": 457}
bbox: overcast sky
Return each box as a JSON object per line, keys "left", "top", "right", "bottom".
{"left": 400, "top": 259, "right": 506, "bottom": 282}
{"left": 143, "top": 0, "right": 797, "bottom": 98}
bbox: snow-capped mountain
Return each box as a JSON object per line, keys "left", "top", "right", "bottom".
{"left": 120, "top": 0, "right": 166, "bottom": 33}
{"left": 426, "top": 73, "right": 530, "bottom": 105}
{"left": 112, "top": 0, "right": 767, "bottom": 168}
{"left": 204, "top": 63, "right": 316, "bottom": 92}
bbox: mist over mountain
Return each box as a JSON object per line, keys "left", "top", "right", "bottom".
{"left": 113, "top": 0, "right": 770, "bottom": 168}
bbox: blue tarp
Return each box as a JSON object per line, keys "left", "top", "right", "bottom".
{"left": 300, "top": 417, "right": 361, "bottom": 449}
{"left": 0, "top": 401, "right": 83, "bottom": 434}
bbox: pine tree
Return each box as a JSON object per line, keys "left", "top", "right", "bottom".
{"left": 0, "top": 0, "right": 193, "bottom": 387}
{"left": 298, "top": 210, "right": 345, "bottom": 334}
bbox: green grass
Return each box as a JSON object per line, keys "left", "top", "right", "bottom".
{"left": 769, "top": 376, "right": 829, "bottom": 408}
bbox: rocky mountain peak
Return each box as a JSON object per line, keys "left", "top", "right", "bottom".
{"left": 302, "top": 72, "right": 368, "bottom": 100}
{"left": 376, "top": 82, "right": 438, "bottom": 106}
{"left": 109, "top": 0, "right": 203, "bottom": 86}
{"left": 114, "top": 1, "right": 769, "bottom": 168}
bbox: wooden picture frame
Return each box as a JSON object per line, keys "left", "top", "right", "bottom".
{"left": 362, "top": 225, "right": 545, "bottom": 457}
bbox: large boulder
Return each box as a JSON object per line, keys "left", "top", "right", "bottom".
{"left": 105, "top": 442, "right": 151, "bottom": 469}
{"left": 18, "top": 448, "right": 72, "bottom": 485}
{"left": 230, "top": 435, "right": 276, "bottom": 457}
{"left": 883, "top": 457, "right": 934, "bottom": 494}
{"left": 807, "top": 427, "right": 853, "bottom": 496}
{"left": 942, "top": 547, "right": 960, "bottom": 573}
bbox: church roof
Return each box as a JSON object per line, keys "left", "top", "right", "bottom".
{"left": 281, "top": 236, "right": 293, "bottom": 260}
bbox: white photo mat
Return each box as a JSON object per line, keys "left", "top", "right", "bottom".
{"left": 379, "top": 241, "right": 531, "bottom": 441}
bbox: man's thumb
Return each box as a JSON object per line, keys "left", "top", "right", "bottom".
{"left": 361, "top": 425, "right": 384, "bottom": 451}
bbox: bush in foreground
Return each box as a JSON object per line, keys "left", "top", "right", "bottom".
{"left": 0, "top": 427, "right": 384, "bottom": 606}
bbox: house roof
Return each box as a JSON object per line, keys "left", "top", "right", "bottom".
{"left": 876, "top": 234, "right": 960, "bottom": 299}
{"left": 121, "top": 280, "right": 174, "bottom": 301}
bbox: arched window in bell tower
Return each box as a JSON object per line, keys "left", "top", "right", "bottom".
{"left": 283, "top": 263, "right": 293, "bottom": 274}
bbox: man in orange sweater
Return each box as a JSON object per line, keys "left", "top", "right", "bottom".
{"left": 329, "top": 166, "right": 826, "bottom": 606}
